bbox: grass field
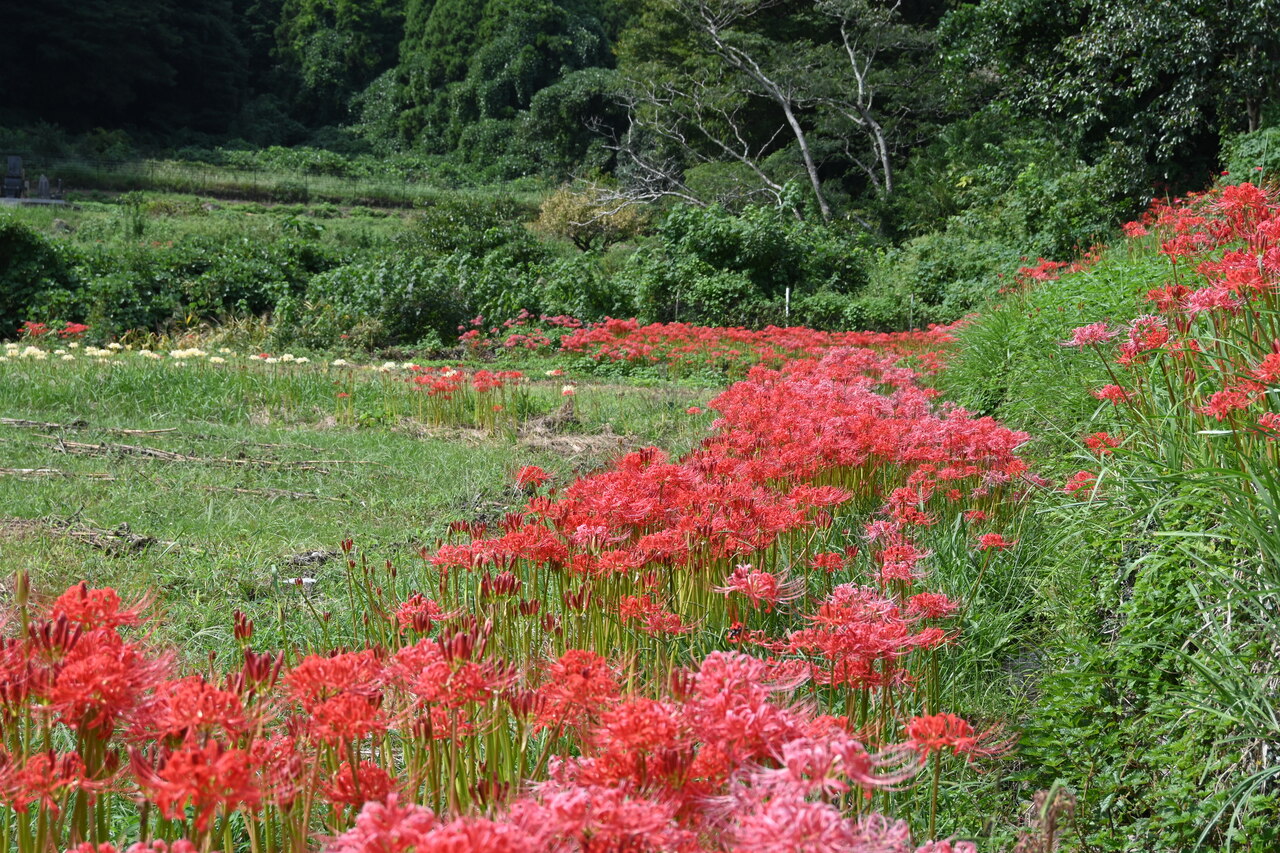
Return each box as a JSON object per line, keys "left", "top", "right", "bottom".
{"left": 0, "top": 349, "right": 713, "bottom": 662}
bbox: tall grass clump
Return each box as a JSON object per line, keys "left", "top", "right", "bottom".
{"left": 947, "top": 181, "right": 1280, "bottom": 851}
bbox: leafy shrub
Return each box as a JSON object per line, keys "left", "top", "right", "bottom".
{"left": 400, "top": 194, "right": 540, "bottom": 256}
{"left": 276, "top": 255, "right": 471, "bottom": 349}
{"left": 620, "top": 204, "right": 872, "bottom": 327}
{"left": 537, "top": 253, "right": 633, "bottom": 319}
{"left": 0, "top": 219, "right": 79, "bottom": 337}
{"left": 1222, "top": 126, "right": 1280, "bottom": 179}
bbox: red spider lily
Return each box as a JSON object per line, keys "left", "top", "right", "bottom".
{"left": 876, "top": 544, "right": 932, "bottom": 583}
{"left": 1196, "top": 389, "right": 1254, "bottom": 420}
{"left": 325, "top": 760, "right": 399, "bottom": 808}
{"left": 904, "top": 713, "right": 1011, "bottom": 762}
{"left": 559, "top": 317, "right": 958, "bottom": 371}
{"left": 50, "top": 582, "right": 147, "bottom": 630}
{"left": 810, "top": 552, "right": 845, "bottom": 573}
{"left": 328, "top": 794, "right": 438, "bottom": 853}
{"left": 1092, "top": 385, "right": 1130, "bottom": 404}
{"left": 395, "top": 594, "right": 457, "bottom": 634}
{"left": 44, "top": 628, "right": 170, "bottom": 734}
{"left": 285, "top": 649, "right": 384, "bottom": 708}
{"left": 514, "top": 465, "right": 550, "bottom": 489}
{"left": 19, "top": 321, "right": 48, "bottom": 337}
{"left": 250, "top": 734, "right": 306, "bottom": 810}
{"left": 537, "top": 649, "right": 619, "bottom": 729}
{"left": 131, "top": 740, "right": 260, "bottom": 831}
{"left": 1063, "top": 471, "right": 1097, "bottom": 495}
{"left": 1061, "top": 323, "right": 1116, "bottom": 348}
{"left": 1185, "top": 286, "right": 1243, "bottom": 316}
{"left": 617, "top": 595, "right": 692, "bottom": 637}
{"left": 975, "top": 532, "right": 1015, "bottom": 551}
{"left": 513, "top": 781, "right": 691, "bottom": 852}
{"left": 8, "top": 750, "right": 98, "bottom": 815}
{"left": 388, "top": 637, "right": 507, "bottom": 709}
{"left": 715, "top": 564, "right": 804, "bottom": 611}
{"left": 1116, "top": 315, "right": 1170, "bottom": 365}
{"left": 131, "top": 675, "right": 249, "bottom": 743}
{"left": 1084, "top": 432, "right": 1121, "bottom": 455}
{"left": 66, "top": 843, "right": 199, "bottom": 853}
{"left": 58, "top": 322, "right": 91, "bottom": 338}
{"left": 1145, "top": 284, "right": 1191, "bottom": 313}
{"left": 907, "top": 593, "right": 958, "bottom": 620}
{"left": 310, "top": 692, "right": 388, "bottom": 744}
{"left": 1251, "top": 353, "right": 1280, "bottom": 385}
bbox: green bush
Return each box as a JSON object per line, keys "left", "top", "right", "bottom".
{"left": 1222, "top": 127, "right": 1280, "bottom": 180}
{"left": 619, "top": 204, "right": 873, "bottom": 327}
{"left": 276, "top": 255, "right": 472, "bottom": 349}
{"left": 399, "top": 194, "right": 540, "bottom": 257}
{"left": 538, "top": 253, "right": 633, "bottom": 319}
{"left": 0, "top": 218, "right": 80, "bottom": 337}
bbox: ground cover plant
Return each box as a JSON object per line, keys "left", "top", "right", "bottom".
{"left": 942, "top": 180, "right": 1280, "bottom": 850}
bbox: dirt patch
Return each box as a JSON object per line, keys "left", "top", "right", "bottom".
{"left": 519, "top": 428, "right": 636, "bottom": 462}
{"left": 46, "top": 518, "right": 168, "bottom": 556}
{"left": 0, "top": 515, "right": 178, "bottom": 556}
{"left": 401, "top": 423, "right": 493, "bottom": 445}
{"left": 50, "top": 438, "right": 377, "bottom": 474}
{"left": 520, "top": 399, "right": 580, "bottom": 435}
{"left": 0, "top": 517, "right": 45, "bottom": 542}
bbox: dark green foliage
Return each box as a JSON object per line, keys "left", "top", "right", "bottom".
{"left": 399, "top": 195, "right": 541, "bottom": 255}
{"left": 388, "top": 0, "right": 625, "bottom": 172}
{"left": 0, "top": 220, "right": 80, "bottom": 337}
{"left": 520, "top": 68, "right": 627, "bottom": 173}
{"left": 941, "top": 0, "right": 1280, "bottom": 187}
{"left": 1223, "top": 126, "right": 1280, "bottom": 180}
{"left": 867, "top": 131, "right": 1140, "bottom": 330}
{"left": 271, "top": 194, "right": 559, "bottom": 348}
{"left": 621, "top": 204, "right": 873, "bottom": 327}
{"left": 13, "top": 226, "right": 341, "bottom": 340}
{"left": 277, "top": 0, "right": 405, "bottom": 124}
{"left": 0, "top": 0, "right": 251, "bottom": 134}
{"left": 275, "top": 255, "right": 468, "bottom": 349}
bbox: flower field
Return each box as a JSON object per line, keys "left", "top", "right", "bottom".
{"left": 3, "top": 181, "right": 1280, "bottom": 851}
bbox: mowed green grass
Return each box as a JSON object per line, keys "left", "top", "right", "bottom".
{"left": 0, "top": 353, "right": 714, "bottom": 660}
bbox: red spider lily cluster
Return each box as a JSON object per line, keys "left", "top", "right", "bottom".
{"left": 451, "top": 311, "right": 958, "bottom": 376}
{"left": 558, "top": 318, "right": 959, "bottom": 375}
{"left": 18, "top": 321, "right": 90, "bottom": 339}
{"left": 2, "top": 328, "right": 1035, "bottom": 852}
{"left": 1064, "top": 182, "right": 1280, "bottom": 440}
{"left": 457, "top": 312, "right": 585, "bottom": 356}
{"left": 1002, "top": 249, "right": 1106, "bottom": 294}
{"left": 400, "top": 365, "right": 526, "bottom": 429}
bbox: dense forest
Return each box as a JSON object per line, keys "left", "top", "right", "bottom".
{"left": 6, "top": 1, "right": 1278, "bottom": 208}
